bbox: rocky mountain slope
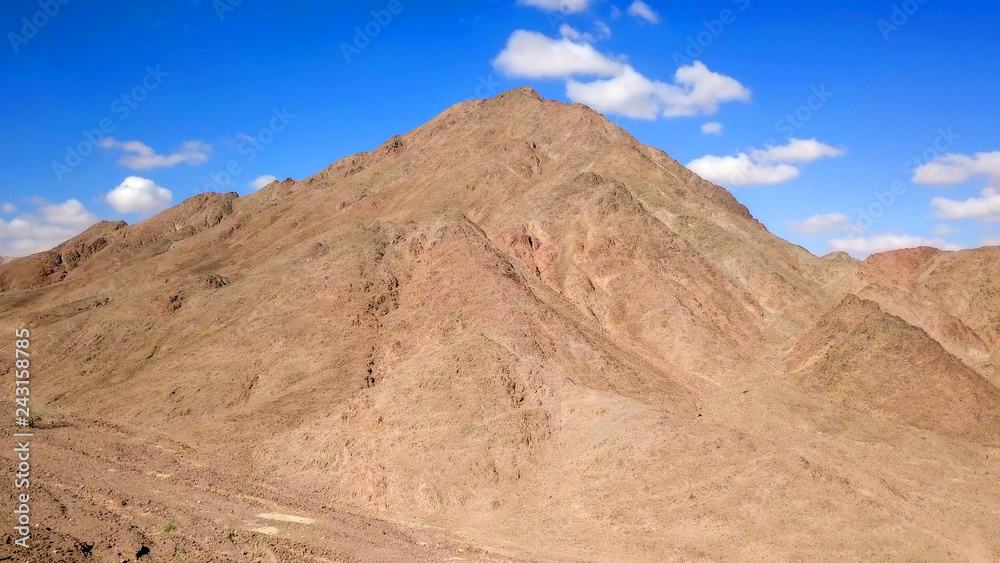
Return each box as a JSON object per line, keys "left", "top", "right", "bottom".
{"left": 2, "top": 88, "right": 998, "bottom": 562}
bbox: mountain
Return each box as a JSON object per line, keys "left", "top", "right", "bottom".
{"left": 2, "top": 89, "right": 998, "bottom": 562}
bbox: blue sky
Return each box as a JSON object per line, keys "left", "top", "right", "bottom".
{"left": 2, "top": 0, "right": 999, "bottom": 257}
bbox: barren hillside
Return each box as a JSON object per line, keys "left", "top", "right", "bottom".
{"left": 2, "top": 89, "right": 998, "bottom": 562}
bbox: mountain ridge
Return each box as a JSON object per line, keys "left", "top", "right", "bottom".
{"left": 1, "top": 88, "right": 998, "bottom": 562}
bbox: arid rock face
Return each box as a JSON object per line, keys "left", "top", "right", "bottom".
{"left": 2, "top": 89, "right": 999, "bottom": 562}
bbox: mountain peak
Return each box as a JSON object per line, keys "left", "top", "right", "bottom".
{"left": 486, "top": 86, "right": 545, "bottom": 103}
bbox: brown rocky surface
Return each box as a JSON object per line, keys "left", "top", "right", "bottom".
{"left": 1, "top": 89, "right": 998, "bottom": 561}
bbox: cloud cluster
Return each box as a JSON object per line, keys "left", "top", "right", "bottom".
{"left": 493, "top": 30, "right": 749, "bottom": 120}
{"left": 105, "top": 176, "right": 173, "bottom": 214}
{"left": 100, "top": 138, "right": 211, "bottom": 170}
{"left": 687, "top": 138, "right": 845, "bottom": 186}
{"left": 0, "top": 199, "right": 98, "bottom": 257}
{"left": 911, "top": 150, "right": 1000, "bottom": 224}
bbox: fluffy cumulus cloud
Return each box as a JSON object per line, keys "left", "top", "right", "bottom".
{"left": 516, "top": 0, "right": 592, "bottom": 13}
{"left": 930, "top": 187, "right": 1000, "bottom": 222}
{"left": 626, "top": 0, "right": 660, "bottom": 23}
{"left": 687, "top": 138, "right": 844, "bottom": 186}
{"left": 752, "top": 138, "right": 845, "bottom": 163}
{"left": 687, "top": 153, "right": 799, "bottom": 186}
{"left": 829, "top": 234, "right": 961, "bottom": 256}
{"left": 493, "top": 31, "right": 749, "bottom": 119}
{"left": 701, "top": 122, "right": 723, "bottom": 135}
{"left": 493, "top": 30, "right": 624, "bottom": 79}
{"left": 249, "top": 174, "right": 278, "bottom": 191}
{"left": 912, "top": 151, "right": 1000, "bottom": 186}
{"left": 100, "top": 138, "right": 211, "bottom": 170}
{"left": 0, "top": 199, "right": 98, "bottom": 257}
{"left": 566, "top": 61, "right": 750, "bottom": 119}
{"left": 105, "top": 176, "right": 173, "bottom": 214}
{"left": 787, "top": 212, "right": 860, "bottom": 235}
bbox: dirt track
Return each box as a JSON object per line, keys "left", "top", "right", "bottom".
{"left": 1, "top": 410, "right": 530, "bottom": 562}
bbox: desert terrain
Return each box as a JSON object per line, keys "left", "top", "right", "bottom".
{"left": 2, "top": 88, "right": 999, "bottom": 561}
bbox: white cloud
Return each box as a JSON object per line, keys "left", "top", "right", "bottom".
{"left": 687, "top": 138, "right": 844, "bottom": 186}
{"left": 559, "top": 22, "right": 610, "bottom": 43}
{"left": 559, "top": 23, "right": 584, "bottom": 41}
{"left": 930, "top": 187, "right": 1000, "bottom": 222}
{"left": 687, "top": 153, "right": 799, "bottom": 186}
{"left": 701, "top": 122, "right": 723, "bottom": 135}
{"left": 829, "top": 234, "right": 961, "bottom": 256}
{"left": 566, "top": 61, "right": 750, "bottom": 119}
{"left": 493, "top": 31, "right": 749, "bottom": 120}
{"left": 493, "top": 30, "right": 624, "bottom": 79}
{"left": 661, "top": 61, "right": 751, "bottom": 117}
{"left": 787, "top": 213, "right": 860, "bottom": 235}
{"left": 1, "top": 202, "right": 15, "bottom": 214}
{"left": 610, "top": 5, "right": 622, "bottom": 18}
{"left": 594, "top": 21, "right": 612, "bottom": 39}
{"left": 249, "top": 174, "right": 278, "bottom": 191}
{"left": 100, "top": 138, "right": 212, "bottom": 170}
{"left": 105, "top": 176, "right": 173, "bottom": 214}
{"left": 566, "top": 66, "right": 664, "bottom": 119}
{"left": 912, "top": 151, "right": 1000, "bottom": 186}
{"left": 0, "top": 199, "right": 98, "bottom": 257}
{"left": 626, "top": 0, "right": 660, "bottom": 23}
{"left": 932, "top": 223, "right": 958, "bottom": 236}
{"left": 752, "top": 138, "right": 845, "bottom": 163}
{"left": 40, "top": 199, "right": 98, "bottom": 228}
{"left": 516, "top": 0, "right": 592, "bottom": 14}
